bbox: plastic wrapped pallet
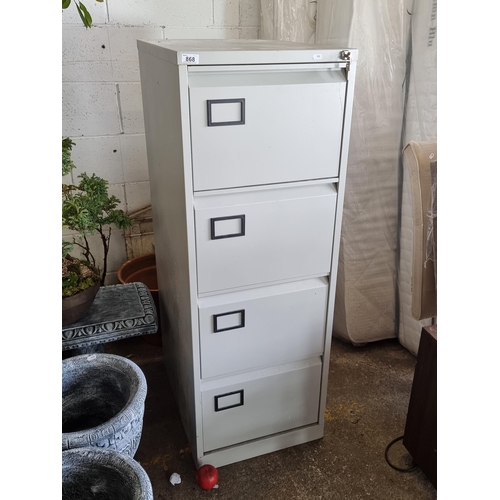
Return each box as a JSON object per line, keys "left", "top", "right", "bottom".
{"left": 316, "top": 0, "right": 407, "bottom": 344}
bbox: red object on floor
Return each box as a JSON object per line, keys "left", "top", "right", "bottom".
{"left": 196, "top": 464, "right": 219, "bottom": 490}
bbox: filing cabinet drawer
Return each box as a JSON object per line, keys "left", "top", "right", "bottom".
{"left": 201, "top": 358, "right": 322, "bottom": 452}
{"left": 199, "top": 278, "right": 328, "bottom": 379}
{"left": 195, "top": 184, "right": 337, "bottom": 294}
{"left": 188, "top": 66, "right": 346, "bottom": 191}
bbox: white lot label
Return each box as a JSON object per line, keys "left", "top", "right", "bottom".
{"left": 181, "top": 53, "right": 200, "bottom": 64}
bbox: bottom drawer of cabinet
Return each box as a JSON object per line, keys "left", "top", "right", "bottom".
{"left": 201, "top": 357, "right": 322, "bottom": 452}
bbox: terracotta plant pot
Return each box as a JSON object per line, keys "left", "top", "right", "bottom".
{"left": 62, "top": 448, "right": 153, "bottom": 500}
{"left": 118, "top": 253, "right": 162, "bottom": 346}
{"left": 62, "top": 353, "right": 147, "bottom": 457}
{"left": 62, "top": 281, "right": 100, "bottom": 327}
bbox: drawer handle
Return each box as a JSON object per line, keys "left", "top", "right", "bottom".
{"left": 215, "top": 390, "right": 244, "bottom": 412}
{"left": 213, "top": 309, "right": 245, "bottom": 333}
{"left": 207, "top": 98, "right": 245, "bottom": 127}
{"left": 211, "top": 214, "right": 245, "bottom": 240}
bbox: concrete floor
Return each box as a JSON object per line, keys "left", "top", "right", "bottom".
{"left": 106, "top": 335, "right": 437, "bottom": 499}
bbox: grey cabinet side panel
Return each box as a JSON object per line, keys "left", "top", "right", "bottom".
{"left": 138, "top": 51, "right": 199, "bottom": 456}
{"left": 320, "top": 63, "right": 358, "bottom": 421}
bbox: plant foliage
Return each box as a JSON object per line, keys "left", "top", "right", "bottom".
{"left": 62, "top": 137, "right": 133, "bottom": 289}
{"left": 62, "top": 255, "right": 100, "bottom": 298}
{"left": 62, "top": 0, "right": 104, "bottom": 29}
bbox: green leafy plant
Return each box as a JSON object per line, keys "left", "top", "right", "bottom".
{"left": 62, "top": 255, "right": 100, "bottom": 298}
{"left": 62, "top": 0, "right": 103, "bottom": 28}
{"left": 62, "top": 138, "right": 133, "bottom": 290}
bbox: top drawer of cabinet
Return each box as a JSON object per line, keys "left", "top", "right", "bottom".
{"left": 188, "top": 65, "right": 347, "bottom": 191}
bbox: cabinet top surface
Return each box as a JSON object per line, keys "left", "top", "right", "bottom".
{"left": 137, "top": 39, "right": 357, "bottom": 66}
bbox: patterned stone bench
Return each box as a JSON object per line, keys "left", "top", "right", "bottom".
{"left": 62, "top": 282, "right": 158, "bottom": 357}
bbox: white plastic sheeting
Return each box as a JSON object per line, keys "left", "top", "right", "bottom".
{"left": 397, "top": 0, "right": 437, "bottom": 354}
{"left": 260, "top": 0, "right": 317, "bottom": 43}
{"left": 260, "top": 0, "right": 437, "bottom": 353}
{"left": 403, "top": 0, "right": 437, "bottom": 143}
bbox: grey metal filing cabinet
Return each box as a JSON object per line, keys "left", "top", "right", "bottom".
{"left": 137, "top": 39, "right": 357, "bottom": 468}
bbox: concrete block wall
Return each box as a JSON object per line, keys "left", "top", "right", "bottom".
{"left": 62, "top": 0, "right": 260, "bottom": 284}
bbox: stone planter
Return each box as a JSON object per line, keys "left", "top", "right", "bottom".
{"left": 62, "top": 353, "right": 147, "bottom": 457}
{"left": 62, "top": 448, "right": 153, "bottom": 500}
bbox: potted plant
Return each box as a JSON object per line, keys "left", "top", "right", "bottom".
{"left": 62, "top": 137, "right": 133, "bottom": 325}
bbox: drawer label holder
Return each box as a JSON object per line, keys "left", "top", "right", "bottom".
{"left": 215, "top": 389, "right": 244, "bottom": 412}
{"left": 213, "top": 309, "right": 246, "bottom": 333}
{"left": 210, "top": 214, "right": 246, "bottom": 240}
{"left": 207, "top": 98, "right": 246, "bottom": 127}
